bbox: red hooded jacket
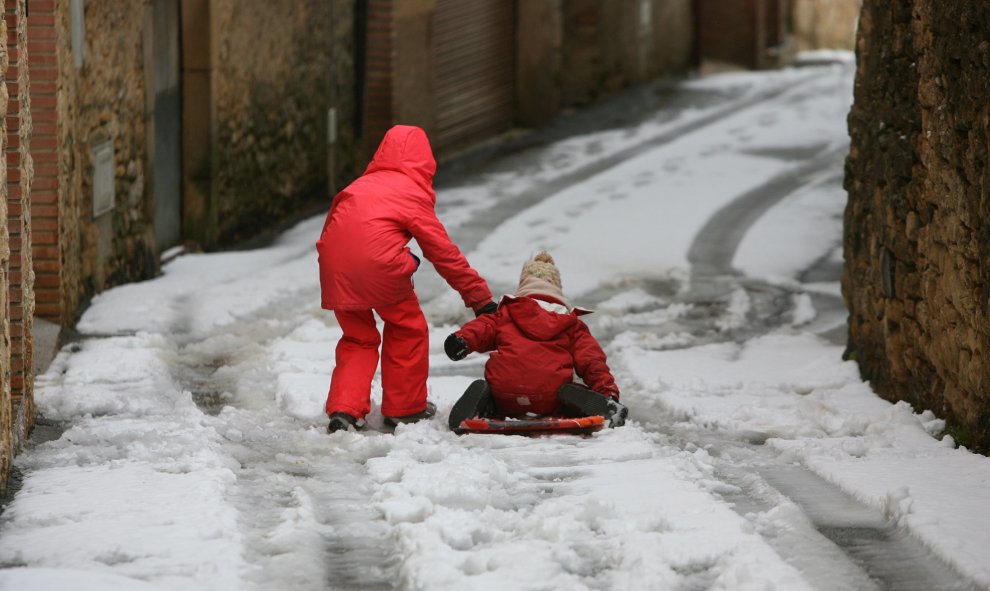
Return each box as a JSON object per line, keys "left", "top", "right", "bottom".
{"left": 317, "top": 126, "right": 492, "bottom": 310}
{"left": 455, "top": 296, "right": 620, "bottom": 417}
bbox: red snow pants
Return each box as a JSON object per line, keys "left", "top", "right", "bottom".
{"left": 325, "top": 291, "right": 429, "bottom": 419}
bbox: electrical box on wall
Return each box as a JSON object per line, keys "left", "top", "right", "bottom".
{"left": 92, "top": 140, "right": 115, "bottom": 218}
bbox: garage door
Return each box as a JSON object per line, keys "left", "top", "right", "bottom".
{"left": 431, "top": 0, "right": 514, "bottom": 153}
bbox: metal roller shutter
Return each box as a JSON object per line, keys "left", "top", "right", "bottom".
{"left": 432, "top": 0, "right": 514, "bottom": 153}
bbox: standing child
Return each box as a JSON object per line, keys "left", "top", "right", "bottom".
{"left": 317, "top": 125, "right": 496, "bottom": 433}
{"left": 444, "top": 251, "right": 627, "bottom": 431}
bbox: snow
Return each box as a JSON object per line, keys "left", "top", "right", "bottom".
{"left": 4, "top": 58, "right": 990, "bottom": 591}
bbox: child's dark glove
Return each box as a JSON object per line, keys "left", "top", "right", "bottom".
{"left": 474, "top": 301, "right": 498, "bottom": 317}
{"left": 605, "top": 398, "right": 628, "bottom": 428}
{"left": 444, "top": 334, "right": 470, "bottom": 361}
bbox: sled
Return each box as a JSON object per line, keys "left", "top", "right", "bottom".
{"left": 456, "top": 414, "right": 605, "bottom": 436}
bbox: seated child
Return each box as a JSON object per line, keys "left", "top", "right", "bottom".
{"left": 443, "top": 251, "right": 627, "bottom": 432}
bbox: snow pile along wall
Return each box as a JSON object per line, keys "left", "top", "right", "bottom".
{"left": 843, "top": 1, "right": 990, "bottom": 452}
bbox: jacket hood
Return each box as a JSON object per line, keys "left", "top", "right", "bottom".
{"left": 504, "top": 296, "right": 578, "bottom": 341}
{"left": 363, "top": 125, "right": 437, "bottom": 199}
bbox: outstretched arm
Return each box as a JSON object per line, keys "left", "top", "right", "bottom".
{"left": 408, "top": 205, "right": 492, "bottom": 310}
{"left": 455, "top": 311, "right": 500, "bottom": 354}
{"left": 572, "top": 321, "right": 620, "bottom": 398}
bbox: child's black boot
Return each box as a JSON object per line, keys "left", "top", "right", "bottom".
{"left": 383, "top": 401, "right": 437, "bottom": 428}
{"left": 327, "top": 412, "right": 365, "bottom": 433}
{"left": 448, "top": 379, "right": 495, "bottom": 433}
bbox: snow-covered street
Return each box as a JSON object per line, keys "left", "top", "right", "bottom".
{"left": 2, "top": 57, "right": 989, "bottom": 590}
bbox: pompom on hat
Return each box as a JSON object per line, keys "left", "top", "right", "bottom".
{"left": 519, "top": 251, "right": 562, "bottom": 289}
{"left": 514, "top": 250, "right": 572, "bottom": 310}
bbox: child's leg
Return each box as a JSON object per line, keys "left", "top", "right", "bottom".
{"left": 376, "top": 292, "right": 430, "bottom": 417}
{"left": 326, "top": 308, "right": 381, "bottom": 419}
{"left": 557, "top": 384, "right": 628, "bottom": 427}
{"left": 448, "top": 379, "right": 495, "bottom": 432}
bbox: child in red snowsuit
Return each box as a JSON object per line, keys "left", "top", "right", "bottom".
{"left": 317, "top": 125, "right": 496, "bottom": 433}
{"left": 444, "top": 251, "right": 627, "bottom": 432}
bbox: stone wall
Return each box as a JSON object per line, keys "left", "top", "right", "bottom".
{"left": 0, "top": 13, "right": 11, "bottom": 489}
{"left": 55, "top": 0, "right": 157, "bottom": 322}
{"left": 1, "top": 0, "right": 32, "bottom": 489}
{"left": 210, "top": 0, "right": 352, "bottom": 245}
{"left": 8, "top": 0, "right": 32, "bottom": 442}
{"left": 843, "top": 1, "right": 990, "bottom": 451}
{"left": 792, "top": 0, "right": 860, "bottom": 52}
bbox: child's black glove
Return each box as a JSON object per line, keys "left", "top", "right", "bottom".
{"left": 474, "top": 301, "right": 498, "bottom": 317}
{"left": 444, "top": 334, "right": 469, "bottom": 361}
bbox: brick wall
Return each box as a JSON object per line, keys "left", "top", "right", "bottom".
{"left": 4, "top": 0, "right": 33, "bottom": 447}
{"left": 1, "top": 0, "right": 31, "bottom": 490}
{"left": 27, "top": 0, "right": 58, "bottom": 323}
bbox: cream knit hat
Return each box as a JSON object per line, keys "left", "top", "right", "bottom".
{"left": 519, "top": 251, "right": 562, "bottom": 288}
{"left": 515, "top": 251, "right": 572, "bottom": 310}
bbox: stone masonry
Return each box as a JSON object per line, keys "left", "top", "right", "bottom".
{"left": 54, "top": 0, "right": 158, "bottom": 323}
{"left": 844, "top": 2, "right": 990, "bottom": 451}
{"left": 211, "top": 0, "right": 345, "bottom": 245}
{"left": 0, "top": 12, "right": 11, "bottom": 489}
{"left": 1, "top": 0, "right": 32, "bottom": 491}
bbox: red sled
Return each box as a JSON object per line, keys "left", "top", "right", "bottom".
{"left": 456, "top": 415, "right": 605, "bottom": 436}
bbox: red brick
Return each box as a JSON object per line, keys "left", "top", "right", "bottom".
{"left": 34, "top": 163, "right": 57, "bottom": 176}
{"left": 27, "top": 40, "right": 54, "bottom": 55}
{"left": 29, "top": 0, "right": 55, "bottom": 11}
{"left": 32, "top": 217, "right": 58, "bottom": 232}
{"left": 35, "top": 292, "right": 60, "bottom": 305}
{"left": 35, "top": 274, "right": 60, "bottom": 289}
{"left": 31, "top": 95, "right": 56, "bottom": 108}
{"left": 35, "top": 303, "right": 61, "bottom": 318}
{"left": 28, "top": 26, "right": 54, "bottom": 39}
{"left": 32, "top": 246, "right": 59, "bottom": 260}
{"left": 29, "top": 52, "right": 57, "bottom": 66}
{"left": 27, "top": 14, "right": 56, "bottom": 28}
{"left": 32, "top": 109, "right": 56, "bottom": 123}
{"left": 32, "top": 203, "right": 58, "bottom": 219}
{"left": 33, "top": 259, "right": 60, "bottom": 273}
{"left": 31, "top": 191, "right": 57, "bottom": 204}
{"left": 29, "top": 81, "right": 56, "bottom": 95}
{"left": 33, "top": 231, "right": 57, "bottom": 246}
{"left": 32, "top": 137, "right": 56, "bottom": 150}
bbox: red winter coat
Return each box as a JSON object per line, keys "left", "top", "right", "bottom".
{"left": 455, "top": 296, "right": 620, "bottom": 417}
{"left": 317, "top": 126, "right": 492, "bottom": 310}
